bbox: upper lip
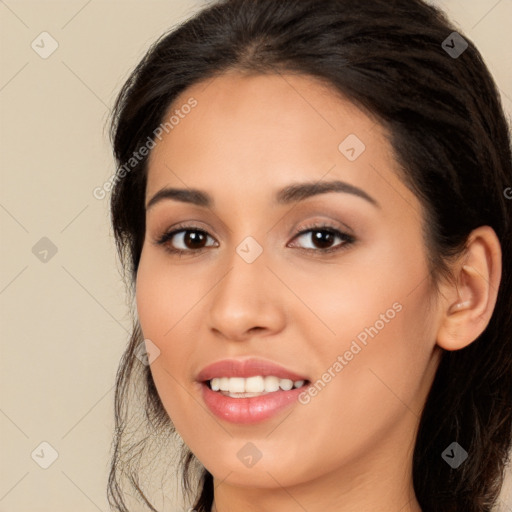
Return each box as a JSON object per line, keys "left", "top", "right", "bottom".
{"left": 196, "top": 358, "right": 309, "bottom": 382}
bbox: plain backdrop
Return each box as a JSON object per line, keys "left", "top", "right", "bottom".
{"left": 1, "top": 0, "right": 511, "bottom": 510}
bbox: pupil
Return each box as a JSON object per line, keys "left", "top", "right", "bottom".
{"left": 186, "top": 231, "right": 205, "bottom": 248}
{"left": 313, "top": 230, "right": 333, "bottom": 249}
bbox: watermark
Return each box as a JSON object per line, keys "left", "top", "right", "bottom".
{"left": 441, "top": 441, "right": 468, "bottom": 469}
{"left": 134, "top": 339, "right": 161, "bottom": 366}
{"left": 31, "top": 31, "right": 59, "bottom": 59}
{"left": 236, "top": 236, "right": 263, "bottom": 264}
{"left": 32, "top": 236, "right": 58, "bottom": 263}
{"left": 93, "top": 97, "right": 198, "bottom": 200}
{"left": 237, "top": 442, "right": 263, "bottom": 468}
{"left": 31, "top": 441, "right": 59, "bottom": 469}
{"left": 441, "top": 32, "right": 468, "bottom": 59}
{"left": 298, "top": 301, "right": 403, "bottom": 405}
{"left": 338, "top": 133, "right": 366, "bottom": 161}
{"left": 504, "top": 187, "right": 512, "bottom": 200}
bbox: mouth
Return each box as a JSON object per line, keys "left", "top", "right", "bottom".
{"left": 196, "top": 358, "right": 311, "bottom": 424}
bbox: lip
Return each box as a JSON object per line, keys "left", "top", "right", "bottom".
{"left": 196, "top": 358, "right": 310, "bottom": 424}
{"left": 196, "top": 358, "right": 309, "bottom": 382}
{"left": 200, "top": 383, "right": 307, "bottom": 424}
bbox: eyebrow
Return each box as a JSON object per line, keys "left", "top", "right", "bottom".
{"left": 145, "top": 180, "right": 380, "bottom": 210}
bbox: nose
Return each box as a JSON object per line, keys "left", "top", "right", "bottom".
{"left": 207, "top": 245, "right": 286, "bottom": 342}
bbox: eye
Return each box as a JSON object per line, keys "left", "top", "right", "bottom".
{"left": 154, "top": 221, "right": 355, "bottom": 257}
{"left": 154, "top": 223, "right": 217, "bottom": 256}
{"left": 288, "top": 222, "right": 355, "bottom": 254}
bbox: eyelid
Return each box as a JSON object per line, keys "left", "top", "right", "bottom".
{"left": 293, "top": 218, "right": 354, "bottom": 238}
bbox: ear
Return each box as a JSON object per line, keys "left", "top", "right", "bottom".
{"left": 436, "top": 226, "right": 502, "bottom": 351}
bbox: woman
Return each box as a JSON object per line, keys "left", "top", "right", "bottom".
{"left": 107, "top": 0, "right": 512, "bottom": 510}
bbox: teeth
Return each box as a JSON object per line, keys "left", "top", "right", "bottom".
{"left": 209, "top": 376, "right": 306, "bottom": 394}
{"left": 264, "top": 376, "right": 280, "bottom": 392}
{"left": 245, "top": 376, "right": 264, "bottom": 393}
{"left": 219, "top": 377, "right": 230, "bottom": 391}
{"left": 280, "top": 379, "right": 293, "bottom": 391}
{"left": 229, "top": 377, "right": 245, "bottom": 393}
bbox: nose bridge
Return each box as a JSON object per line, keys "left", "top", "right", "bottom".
{"left": 221, "top": 217, "right": 269, "bottom": 286}
{"left": 215, "top": 235, "right": 267, "bottom": 309}
{"left": 207, "top": 232, "right": 283, "bottom": 339}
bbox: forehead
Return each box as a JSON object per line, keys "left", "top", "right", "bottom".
{"left": 145, "top": 72, "right": 413, "bottom": 213}
{"left": 149, "top": 72, "right": 379, "bottom": 162}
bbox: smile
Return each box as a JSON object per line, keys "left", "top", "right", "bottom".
{"left": 197, "top": 358, "right": 311, "bottom": 424}
{"left": 208, "top": 376, "right": 306, "bottom": 396}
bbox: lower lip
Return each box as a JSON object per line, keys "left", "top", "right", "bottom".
{"left": 200, "top": 382, "right": 306, "bottom": 424}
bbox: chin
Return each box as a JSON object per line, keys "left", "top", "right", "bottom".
{"left": 200, "top": 450, "right": 316, "bottom": 490}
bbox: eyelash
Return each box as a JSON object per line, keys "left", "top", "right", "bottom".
{"left": 154, "top": 221, "right": 355, "bottom": 258}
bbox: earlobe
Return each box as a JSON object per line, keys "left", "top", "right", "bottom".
{"left": 436, "top": 227, "right": 502, "bottom": 352}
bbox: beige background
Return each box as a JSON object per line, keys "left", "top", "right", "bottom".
{"left": 0, "top": 0, "right": 511, "bottom": 510}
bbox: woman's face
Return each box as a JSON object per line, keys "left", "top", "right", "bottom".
{"left": 136, "top": 72, "right": 443, "bottom": 490}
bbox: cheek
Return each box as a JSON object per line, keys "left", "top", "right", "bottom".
{"left": 304, "top": 282, "right": 436, "bottom": 441}
{"left": 280, "top": 292, "right": 436, "bottom": 483}
{"left": 291, "top": 229, "right": 428, "bottom": 349}
{"left": 294, "top": 236, "right": 435, "bottom": 424}
{"left": 135, "top": 255, "right": 185, "bottom": 386}
{"left": 135, "top": 249, "right": 201, "bottom": 341}
{"left": 135, "top": 252, "right": 210, "bottom": 429}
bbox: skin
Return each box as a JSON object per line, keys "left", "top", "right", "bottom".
{"left": 135, "top": 71, "right": 501, "bottom": 512}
